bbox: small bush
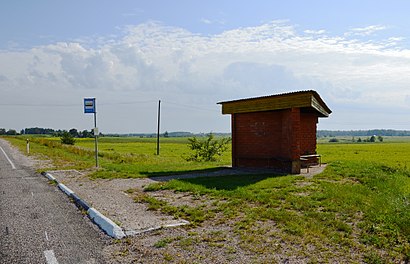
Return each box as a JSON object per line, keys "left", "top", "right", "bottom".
{"left": 329, "top": 138, "right": 339, "bottom": 143}
{"left": 186, "top": 133, "right": 231, "bottom": 162}
{"left": 60, "top": 131, "right": 75, "bottom": 145}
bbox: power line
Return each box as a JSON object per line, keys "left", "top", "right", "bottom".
{"left": 0, "top": 99, "right": 220, "bottom": 113}
{"left": 0, "top": 103, "right": 78, "bottom": 107}
{"left": 162, "top": 100, "right": 218, "bottom": 112}
{"left": 0, "top": 100, "right": 157, "bottom": 107}
{"left": 101, "top": 100, "right": 158, "bottom": 105}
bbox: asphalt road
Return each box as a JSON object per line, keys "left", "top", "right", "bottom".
{"left": 0, "top": 139, "right": 109, "bottom": 264}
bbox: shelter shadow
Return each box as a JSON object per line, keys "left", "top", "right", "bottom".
{"left": 141, "top": 167, "right": 227, "bottom": 178}
{"left": 146, "top": 167, "right": 287, "bottom": 191}
{"left": 177, "top": 173, "right": 286, "bottom": 191}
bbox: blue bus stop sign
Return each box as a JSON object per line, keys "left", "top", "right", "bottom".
{"left": 84, "top": 98, "right": 96, "bottom": 113}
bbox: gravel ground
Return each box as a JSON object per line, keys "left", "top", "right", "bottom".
{"left": 47, "top": 165, "right": 325, "bottom": 235}
{"left": 49, "top": 166, "right": 325, "bottom": 234}
{"left": 48, "top": 170, "right": 190, "bottom": 234}
{"left": 45, "top": 165, "right": 328, "bottom": 264}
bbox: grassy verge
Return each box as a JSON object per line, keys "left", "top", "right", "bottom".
{"left": 3, "top": 135, "right": 231, "bottom": 178}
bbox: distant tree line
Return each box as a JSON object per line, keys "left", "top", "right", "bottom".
{"left": 328, "top": 135, "right": 383, "bottom": 143}
{"left": 105, "top": 131, "right": 231, "bottom": 138}
{"left": 318, "top": 129, "right": 410, "bottom": 137}
{"left": 0, "top": 128, "right": 18, "bottom": 135}
{"left": 19, "top": 127, "right": 95, "bottom": 138}
{"left": 2, "top": 127, "right": 232, "bottom": 138}
{"left": 22, "top": 127, "right": 55, "bottom": 135}
{"left": 4, "top": 127, "right": 410, "bottom": 138}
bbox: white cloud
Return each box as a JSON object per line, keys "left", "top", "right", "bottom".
{"left": 200, "top": 18, "right": 212, "bottom": 24}
{"left": 1, "top": 21, "right": 410, "bottom": 132}
{"left": 200, "top": 18, "right": 225, "bottom": 25}
{"left": 346, "top": 25, "right": 387, "bottom": 36}
{"left": 304, "top": 29, "right": 326, "bottom": 35}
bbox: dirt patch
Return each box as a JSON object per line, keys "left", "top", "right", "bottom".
{"left": 298, "top": 164, "right": 327, "bottom": 178}
{"left": 295, "top": 181, "right": 314, "bottom": 187}
{"left": 102, "top": 213, "right": 362, "bottom": 264}
{"left": 148, "top": 190, "right": 221, "bottom": 209}
{"left": 50, "top": 171, "right": 189, "bottom": 234}
{"left": 293, "top": 192, "right": 311, "bottom": 197}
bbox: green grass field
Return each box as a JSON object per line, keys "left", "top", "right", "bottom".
{"left": 318, "top": 141, "right": 410, "bottom": 169}
{"left": 3, "top": 135, "right": 410, "bottom": 262}
{"left": 4, "top": 136, "right": 231, "bottom": 178}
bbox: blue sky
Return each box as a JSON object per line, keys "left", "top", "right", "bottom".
{"left": 3, "top": 1, "right": 410, "bottom": 47}
{"left": 1, "top": 1, "right": 410, "bottom": 133}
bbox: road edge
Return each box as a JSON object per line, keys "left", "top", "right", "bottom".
{"left": 41, "top": 171, "right": 126, "bottom": 239}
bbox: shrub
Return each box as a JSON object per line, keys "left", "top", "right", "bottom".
{"left": 186, "top": 133, "right": 231, "bottom": 162}
{"left": 329, "top": 138, "right": 339, "bottom": 143}
{"left": 60, "top": 131, "right": 76, "bottom": 145}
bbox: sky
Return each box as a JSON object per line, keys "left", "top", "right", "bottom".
{"left": 1, "top": 0, "right": 410, "bottom": 133}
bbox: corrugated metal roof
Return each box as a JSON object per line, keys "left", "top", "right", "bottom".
{"left": 218, "top": 90, "right": 332, "bottom": 117}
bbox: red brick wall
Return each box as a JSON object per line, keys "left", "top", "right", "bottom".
{"left": 280, "top": 108, "right": 300, "bottom": 161}
{"left": 231, "top": 108, "right": 318, "bottom": 173}
{"left": 232, "top": 111, "right": 283, "bottom": 163}
{"left": 300, "top": 113, "right": 318, "bottom": 155}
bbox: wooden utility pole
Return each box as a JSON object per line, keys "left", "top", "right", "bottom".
{"left": 156, "top": 100, "right": 161, "bottom": 155}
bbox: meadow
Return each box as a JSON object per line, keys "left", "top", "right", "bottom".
{"left": 5, "top": 136, "right": 232, "bottom": 178}
{"left": 3, "top": 135, "right": 410, "bottom": 262}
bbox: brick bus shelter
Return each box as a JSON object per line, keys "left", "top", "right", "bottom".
{"left": 218, "top": 90, "right": 331, "bottom": 174}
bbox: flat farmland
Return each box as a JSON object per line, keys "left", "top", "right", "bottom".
{"left": 318, "top": 140, "right": 410, "bottom": 169}
{"left": 5, "top": 136, "right": 232, "bottom": 178}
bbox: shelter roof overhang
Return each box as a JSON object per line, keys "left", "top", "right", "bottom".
{"left": 218, "top": 90, "right": 332, "bottom": 117}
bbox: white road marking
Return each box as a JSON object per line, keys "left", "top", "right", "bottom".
{"left": 0, "top": 146, "right": 16, "bottom": 169}
{"left": 45, "top": 231, "right": 49, "bottom": 241}
{"left": 44, "top": 250, "right": 59, "bottom": 264}
{"left": 31, "top": 192, "right": 34, "bottom": 197}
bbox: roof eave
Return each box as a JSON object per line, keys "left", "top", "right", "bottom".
{"left": 218, "top": 90, "right": 332, "bottom": 117}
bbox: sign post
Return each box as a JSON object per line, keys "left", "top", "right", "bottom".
{"left": 26, "top": 139, "right": 30, "bottom": 154}
{"left": 84, "top": 98, "right": 98, "bottom": 168}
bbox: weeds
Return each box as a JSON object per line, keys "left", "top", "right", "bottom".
{"left": 153, "top": 237, "right": 174, "bottom": 248}
{"left": 131, "top": 190, "right": 211, "bottom": 225}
